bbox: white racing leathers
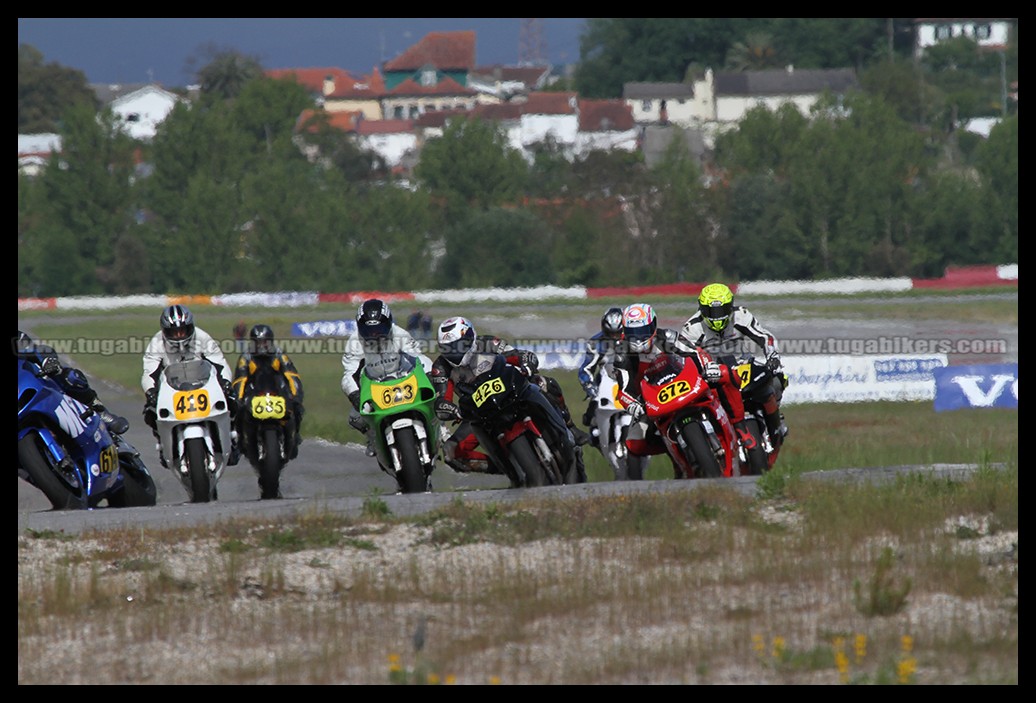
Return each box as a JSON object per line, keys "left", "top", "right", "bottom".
{"left": 141, "top": 328, "right": 233, "bottom": 393}
{"left": 341, "top": 324, "right": 433, "bottom": 399}
{"left": 674, "top": 306, "right": 780, "bottom": 362}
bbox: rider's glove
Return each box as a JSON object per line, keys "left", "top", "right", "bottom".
{"left": 766, "top": 353, "right": 782, "bottom": 372}
{"left": 220, "top": 379, "right": 238, "bottom": 415}
{"left": 703, "top": 361, "right": 722, "bottom": 382}
{"left": 144, "top": 387, "right": 157, "bottom": 409}
{"left": 40, "top": 355, "right": 61, "bottom": 377}
{"left": 347, "top": 390, "right": 361, "bottom": 411}
{"left": 435, "top": 399, "right": 463, "bottom": 422}
{"left": 581, "top": 381, "right": 596, "bottom": 400}
{"left": 347, "top": 408, "right": 369, "bottom": 434}
{"left": 517, "top": 349, "right": 539, "bottom": 373}
{"left": 626, "top": 400, "right": 646, "bottom": 421}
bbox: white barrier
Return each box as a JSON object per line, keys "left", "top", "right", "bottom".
{"left": 781, "top": 354, "right": 949, "bottom": 404}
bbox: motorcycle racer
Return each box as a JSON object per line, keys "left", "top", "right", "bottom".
{"left": 676, "top": 283, "right": 788, "bottom": 446}
{"left": 608, "top": 303, "right": 755, "bottom": 471}
{"left": 15, "top": 329, "right": 130, "bottom": 435}
{"left": 232, "top": 323, "right": 305, "bottom": 458}
{"left": 141, "top": 305, "right": 239, "bottom": 466}
{"left": 341, "top": 299, "right": 433, "bottom": 456}
{"left": 577, "top": 306, "right": 625, "bottom": 445}
{"left": 431, "top": 316, "right": 584, "bottom": 480}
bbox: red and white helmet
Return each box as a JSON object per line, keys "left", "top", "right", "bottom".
{"left": 622, "top": 303, "right": 657, "bottom": 353}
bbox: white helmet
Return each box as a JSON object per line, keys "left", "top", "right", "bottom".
{"left": 436, "top": 317, "right": 476, "bottom": 366}
{"left": 622, "top": 303, "right": 657, "bottom": 354}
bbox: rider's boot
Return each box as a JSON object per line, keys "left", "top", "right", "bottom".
{"left": 229, "top": 429, "right": 241, "bottom": 466}
{"left": 93, "top": 401, "right": 129, "bottom": 435}
{"left": 569, "top": 422, "right": 592, "bottom": 446}
{"left": 734, "top": 420, "right": 757, "bottom": 450}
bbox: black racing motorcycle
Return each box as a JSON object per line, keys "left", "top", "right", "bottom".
{"left": 457, "top": 354, "right": 579, "bottom": 488}
{"left": 716, "top": 354, "right": 789, "bottom": 475}
{"left": 236, "top": 363, "right": 300, "bottom": 499}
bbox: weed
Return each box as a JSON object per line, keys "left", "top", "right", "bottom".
{"left": 853, "top": 547, "right": 912, "bottom": 617}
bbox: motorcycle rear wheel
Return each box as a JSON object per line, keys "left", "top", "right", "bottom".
{"left": 393, "top": 427, "right": 429, "bottom": 493}
{"left": 258, "top": 427, "right": 283, "bottom": 500}
{"left": 18, "top": 434, "right": 88, "bottom": 510}
{"left": 508, "top": 434, "right": 548, "bottom": 487}
{"left": 679, "top": 423, "right": 722, "bottom": 479}
{"left": 185, "top": 437, "right": 213, "bottom": 503}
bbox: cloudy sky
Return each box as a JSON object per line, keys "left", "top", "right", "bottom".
{"left": 18, "top": 18, "right": 587, "bottom": 87}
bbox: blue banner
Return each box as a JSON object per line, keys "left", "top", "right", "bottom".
{"left": 292, "top": 319, "right": 355, "bottom": 337}
{"left": 933, "top": 363, "right": 1018, "bottom": 411}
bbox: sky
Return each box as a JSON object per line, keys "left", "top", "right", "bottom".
{"left": 18, "top": 18, "right": 587, "bottom": 87}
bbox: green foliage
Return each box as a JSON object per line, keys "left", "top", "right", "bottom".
{"left": 436, "top": 208, "right": 555, "bottom": 288}
{"left": 18, "top": 43, "right": 98, "bottom": 133}
{"left": 414, "top": 117, "right": 527, "bottom": 213}
{"left": 853, "top": 547, "right": 912, "bottom": 617}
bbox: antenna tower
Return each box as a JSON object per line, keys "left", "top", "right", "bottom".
{"left": 519, "top": 18, "right": 546, "bottom": 65}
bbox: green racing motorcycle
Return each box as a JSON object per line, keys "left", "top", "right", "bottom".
{"left": 357, "top": 351, "right": 440, "bottom": 493}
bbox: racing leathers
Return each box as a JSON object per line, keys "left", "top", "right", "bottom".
{"left": 577, "top": 330, "right": 622, "bottom": 437}
{"left": 608, "top": 328, "right": 749, "bottom": 466}
{"left": 16, "top": 332, "right": 129, "bottom": 434}
{"left": 232, "top": 347, "right": 305, "bottom": 457}
{"left": 141, "top": 327, "right": 236, "bottom": 427}
{"left": 430, "top": 337, "right": 584, "bottom": 481}
{"left": 675, "top": 306, "right": 787, "bottom": 444}
{"left": 340, "top": 324, "right": 433, "bottom": 452}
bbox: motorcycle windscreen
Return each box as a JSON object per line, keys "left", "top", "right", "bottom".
{"left": 164, "top": 357, "right": 213, "bottom": 390}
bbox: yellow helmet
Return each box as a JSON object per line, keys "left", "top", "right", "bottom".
{"left": 698, "top": 283, "right": 734, "bottom": 332}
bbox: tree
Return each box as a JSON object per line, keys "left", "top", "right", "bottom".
{"left": 414, "top": 117, "right": 527, "bottom": 214}
{"left": 18, "top": 43, "right": 98, "bottom": 133}
{"left": 725, "top": 32, "right": 782, "bottom": 71}
{"left": 190, "top": 45, "right": 265, "bottom": 102}
{"left": 436, "top": 208, "right": 554, "bottom": 288}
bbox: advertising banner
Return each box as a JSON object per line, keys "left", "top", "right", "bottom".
{"left": 781, "top": 355, "right": 948, "bottom": 404}
{"left": 933, "top": 363, "right": 1018, "bottom": 411}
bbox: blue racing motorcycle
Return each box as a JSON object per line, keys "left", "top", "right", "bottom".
{"left": 17, "top": 357, "right": 157, "bottom": 510}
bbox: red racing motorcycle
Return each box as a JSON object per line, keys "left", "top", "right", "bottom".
{"left": 638, "top": 352, "right": 738, "bottom": 479}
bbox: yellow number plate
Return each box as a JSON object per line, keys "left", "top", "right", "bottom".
{"left": 657, "top": 379, "right": 692, "bottom": 404}
{"left": 100, "top": 444, "right": 117, "bottom": 475}
{"left": 472, "top": 377, "right": 506, "bottom": 407}
{"left": 735, "top": 363, "right": 752, "bottom": 389}
{"left": 173, "top": 389, "right": 212, "bottom": 420}
{"left": 250, "top": 394, "right": 286, "bottom": 419}
{"left": 371, "top": 376, "right": 418, "bottom": 410}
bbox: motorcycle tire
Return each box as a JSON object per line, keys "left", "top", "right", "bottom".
{"left": 393, "top": 427, "right": 429, "bottom": 494}
{"left": 184, "top": 437, "right": 213, "bottom": 503}
{"left": 742, "top": 419, "right": 769, "bottom": 476}
{"left": 107, "top": 456, "right": 158, "bottom": 507}
{"left": 679, "top": 423, "right": 722, "bottom": 479}
{"left": 18, "top": 434, "right": 88, "bottom": 510}
{"left": 508, "top": 433, "right": 548, "bottom": 487}
{"left": 618, "top": 422, "right": 647, "bottom": 481}
{"left": 258, "top": 427, "right": 283, "bottom": 500}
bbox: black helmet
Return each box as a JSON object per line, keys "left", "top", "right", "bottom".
{"left": 357, "top": 299, "right": 393, "bottom": 341}
{"left": 601, "top": 307, "right": 623, "bottom": 339}
{"left": 160, "top": 304, "right": 195, "bottom": 353}
{"left": 249, "top": 324, "right": 276, "bottom": 357}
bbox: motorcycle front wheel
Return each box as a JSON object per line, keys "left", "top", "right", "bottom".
{"left": 742, "top": 418, "right": 769, "bottom": 476}
{"left": 508, "top": 433, "right": 548, "bottom": 487}
{"left": 258, "top": 426, "right": 284, "bottom": 499}
{"left": 107, "top": 455, "right": 157, "bottom": 507}
{"left": 679, "top": 423, "right": 722, "bottom": 479}
{"left": 18, "top": 434, "right": 88, "bottom": 510}
{"left": 393, "top": 427, "right": 429, "bottom": 493}
{"left": 184, "top": 437, "right": 213, "bottom": 503}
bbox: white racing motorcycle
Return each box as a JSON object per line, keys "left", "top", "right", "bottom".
{"left": 591, "top": 371, "right": 648, "bottom": 481}
{"left": 154, "top": 356, "right": 235, "bottom": 502}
